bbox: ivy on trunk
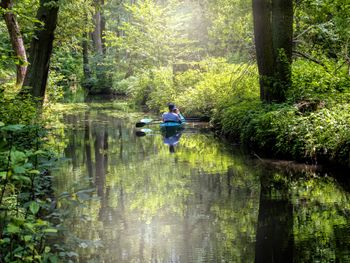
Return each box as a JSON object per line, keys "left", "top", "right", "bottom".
{"left": 253, "top": 0, "right": 293, "bottom": 103}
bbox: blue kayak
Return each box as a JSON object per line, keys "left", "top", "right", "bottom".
{"left": 160, "top": 121, "right": 185, "bottom": 128}
{"left": 160, "top": 114, "right": 186, "bottom": 128}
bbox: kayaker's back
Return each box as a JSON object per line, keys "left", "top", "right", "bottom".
{"left": 162, "top": 112, "right": 181, "bottom": 122}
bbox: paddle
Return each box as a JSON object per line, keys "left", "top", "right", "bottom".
{"left": 135, "top": 128, "right": 153, "bottom": 136}
{"left": 136, "top": 119, "right": 161, "bottom": 127}
{"left": 135, "top": 117, "right": 202, "bottom": 127}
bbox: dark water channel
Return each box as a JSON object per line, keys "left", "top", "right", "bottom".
{"left": 54, "top": 104, "right": 350, "bottom": 263}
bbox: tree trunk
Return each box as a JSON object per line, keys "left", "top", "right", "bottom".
{"left": 252, "top": 0, "right": 274, "bottom": 102}
{"left": 271, "top": 0, "right": 293, "bottom": 102}
{"left": 22, "top": 0, "right": 59, "bottom": 100}
{"left": 82, "top": 31, "right": 92, "bottom": 91}
{"left": 100, "top": 0, "right": 106, "bottom": 55}
{"left": 92, "top": 0, "right": 103, "bottom": 55}
{"left": 90, "top": 0, "right": 111, "bottom": 93}
{"left": 253, "top": 0, "right": 293, "bottom": 103}
{"left": 1, "top": 0, "right": 27, "bottom": 87}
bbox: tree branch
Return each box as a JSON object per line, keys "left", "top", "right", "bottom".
{"left": 293, "top": 50, "right": 327, "bottom": 68}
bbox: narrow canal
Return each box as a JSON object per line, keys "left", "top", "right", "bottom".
{"left": 53, "top": 102, "right": 350, "bottom": 263}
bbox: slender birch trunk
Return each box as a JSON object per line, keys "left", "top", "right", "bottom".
{"left": 1, "top": 0, "right": 27, "bottom": 87}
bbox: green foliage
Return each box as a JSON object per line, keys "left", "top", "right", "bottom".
{"left": 206, "top": 0, "right": 254, "bottom": 60}
{"left": 127, "top": 67, "right": 176, "bottom": 112}
{"left": 0, "top": 123, "right": 61, "bottom": 262}
{"left": 288, "top": 60, "right": 350, "bottom": 104}
{"left": 104, "top": 0, "right": 198, "bottom": 93}
{"left": 295, "top": 0, "right": 350, "bottom": 63}
{"left": 216, "top": 98, "right": 262, "bottom": 138}
{"left": 49, "top": 48, "right": 85, "bottom": 102}
{"left": 106, "top": 0, "right": 255, "bottom": 97}
{"left": 207, "top": 58, "right": 350, "bottom": 166}
{"left": 0, "top": 94, "right": 82, "bottom": 261}
{"left": 128, "top": 58, "right": 259, "bottom": 116}
{"left": 0, "top": 94, "right": 38, "bottom": 125}
{"left": 175, "top": 59, "right": 258, "bottom": 116}
{"left": 0, "top": 0, "right": 39, "bottom": 90}
{"left": 55, "top": 0, "right": 94, "bottom": 46}
{"left": 0, "top": 21, "right": 15, "bottom": 87}
{"left": 218, "top": 98, "right": 350, "bottom": 165}
{"left": 47, "top": 0, "right": 94, "bottom": 99}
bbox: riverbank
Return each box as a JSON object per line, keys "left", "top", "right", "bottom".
{"left": 212, "top": 100, "right": 350, "bottom": 168}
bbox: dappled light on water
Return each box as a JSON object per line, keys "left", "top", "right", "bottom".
{"left": 53, "top": 103, "right": 350, "bottom": 262}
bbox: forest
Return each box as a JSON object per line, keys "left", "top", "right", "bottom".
{"left": 1, "top": 0, "right": 350, "bottom": 261}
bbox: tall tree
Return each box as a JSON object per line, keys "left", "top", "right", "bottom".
{"left": 82, "top": 9, "right": 92, "bottom": 91}
{"left": 252, "top": 0, "right": 293, "bottom": 102}
{"left": 0, "top": 0, "right": 27, "bottom": 87}
{"left": 82, "top": 30, "right": 92, "bottom": 91}
{"left": 90, "top": 0, "right": 111, "bottom": 93}
{"left": 92, "top": 0, "right": 104, "bottom": 55}
{"left": 22, "top": 0, "right": 59, "bottom": 100}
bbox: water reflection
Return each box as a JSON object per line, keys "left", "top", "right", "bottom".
{"left": 255, "top": 175, "right": 294, "bottom": 263}
{"left": 162, "top": 127, "right": 184, "bottom": 153}
{"left": 54, "top": 106, "right": 350, "bottom": 263}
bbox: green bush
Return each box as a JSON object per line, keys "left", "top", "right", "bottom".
{"left": 50, "top": 48, "right": 84, "bottom": 101}
{"left": 212, "top": 59, "right": 350, "bottom": 166}
{"left": 0, "top": 123, "right": 61, "bottom": 262}
{"left": 289, "top": 60, "right": 350, "bottom": 104}
{"left": 128, "top": 57, "right": 259, "bottom": 116}
{"left": 215, "top": 98, "right": 262, "bottom": 138}
{"left": 0, "top": 94, "right": 76, "bottom": 261}
{"left": 176, "top": 59, "right": 258, "bottom": 117}
{"left": 112, "top": 76, "right": 136, "bottom": 95}
{"left": 0, "top": 94, "right": 38, "bottom": 125}
{"left": 127, "top": 67, "right": 176, "bottom": 112}
{"left": 218, "top": 99, "right": 350, "bottom": 165}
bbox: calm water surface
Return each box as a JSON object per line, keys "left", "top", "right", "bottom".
{"left": 53, "top": 103, "right": 350, "bottom": 263}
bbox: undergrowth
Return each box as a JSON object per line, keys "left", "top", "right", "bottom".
{"left": 214, "top": 60, "right": 350, "bottom": 166}
{"left": 0, "top": 94, "right": 81, "bottom": 262}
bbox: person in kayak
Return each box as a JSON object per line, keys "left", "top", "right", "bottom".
{"left": 162, "top": 103, "right": 182, "bottom": 123}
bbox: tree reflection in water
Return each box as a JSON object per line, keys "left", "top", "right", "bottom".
{"left": 255, "top": 175, "right": 294, "bottom": 263}
{"left": 54, "top": 107, "right": 350, "bottom": 263}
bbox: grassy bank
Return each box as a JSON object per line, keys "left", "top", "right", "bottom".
{"left": 216, "top": 101, "right": 350, "bottom": 166}
{"left": 215, "top": 60, "right": 350, "bottom": 166}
